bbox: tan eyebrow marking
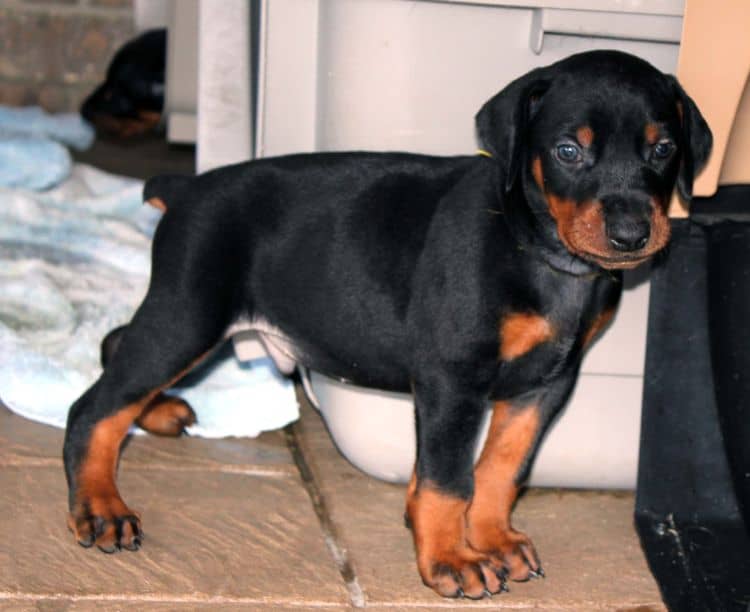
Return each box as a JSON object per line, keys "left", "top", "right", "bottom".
{"left": 576, "top": 125, "right": 594, "bottom": 147}
{"left": 644, "top": 123, "right": 660, "bottom": 145}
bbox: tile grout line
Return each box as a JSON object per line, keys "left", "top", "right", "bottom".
{"left": 0, "top": 592, "right": 348, "bottom": 607}
{"left": 0, "top": 591, "right": 662, "bottom": 609}
{"left": 0, "top": 456, "right": 296, "bottom": 478}
{"left": 284, "top": 423, "right": 367, "bottom": 609}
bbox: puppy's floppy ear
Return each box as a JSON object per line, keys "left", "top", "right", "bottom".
{"left": 475, "top": 68, "right": 550, "bottom": 193}
{"left": 667, "top": 75, "right": 713, "bottom": 201}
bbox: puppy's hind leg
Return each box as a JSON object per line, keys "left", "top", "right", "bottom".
{"left": 100, "top": 324, "right": 127, "bottom": 368}
{"left": 100, "top": 324, "right": 197, "bottom": 437}
{"left": 63, "top": 236, "right": 241, "bottom": 552}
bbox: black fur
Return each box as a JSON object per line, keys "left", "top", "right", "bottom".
{"left": 63, "top": 50, "right": 711, "bottom": 596}
{"left": 80, "top": 29, "right": 166, "bottom": 137}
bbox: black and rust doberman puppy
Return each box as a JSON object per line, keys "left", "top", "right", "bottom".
{"left": 63, "top": 50, "right": 711, "bottom": 599}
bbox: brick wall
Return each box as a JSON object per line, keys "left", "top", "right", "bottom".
{"left": 0, "top": 0, "right": 135, "bottom": 112}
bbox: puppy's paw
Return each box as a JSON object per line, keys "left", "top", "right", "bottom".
{"left": 417, "top": 545, "right": 507, "bottom": 599}
{"left": 136, "top": 394, "right": 196, "bottom": 436}
{"left": 408, "top": 484, "right": 509, "bottom": 599}
{"left": 67, "top": 496, "right": 142, "bottom": 553}
{"left": 468, "top": 525, "right": 542, "bottom": 582}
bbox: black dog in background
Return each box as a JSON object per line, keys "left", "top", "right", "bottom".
{"left": 64, "top": 50, "right": 711, "bottom": 600}
{"left": 81, "top": 29, "right": 165, "bottom": 138}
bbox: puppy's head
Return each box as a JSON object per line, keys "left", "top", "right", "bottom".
{"left": 476, "top": 50, "right": 712, "bottom": 270}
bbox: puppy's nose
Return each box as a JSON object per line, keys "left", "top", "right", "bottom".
{"left": 607, "top": 218, "right": 650, "bottom": 252}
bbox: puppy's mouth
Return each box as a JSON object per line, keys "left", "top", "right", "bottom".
{"left": 560, "top": 237, "right": 662, "bottom": 271}
{"left": 542, "top": 191, "right": 672, "bottom": 271}
{"left": 562, "top": 216, "right": 671, "bottom": 271}
{"left": 582, "top": 251, "right": 654, "bottom": 270}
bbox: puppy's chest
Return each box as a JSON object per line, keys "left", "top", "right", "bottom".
{"left": 492, "top": 282, "right": 617, "bottom": 392}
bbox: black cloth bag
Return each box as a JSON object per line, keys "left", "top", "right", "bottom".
{"left": 636, "top": 188, "right": 750, "bottom": 612}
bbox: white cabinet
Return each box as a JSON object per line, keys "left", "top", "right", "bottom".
{"left": 198, "top": 0, "right": 686, "bottom": 488}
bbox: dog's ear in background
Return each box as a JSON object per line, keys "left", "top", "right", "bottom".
{"left": 81, "top": 29, "right": 166, "bottom": 139}
{"left": 475, "top": 68, "right": 551, "bottom": 193}
{"left": 667, "top": 75, "right": 713, "bottom": 202}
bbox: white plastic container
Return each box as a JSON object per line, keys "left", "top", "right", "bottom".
{"left": 241, "top": 0, "right": 685, "bottom": 488}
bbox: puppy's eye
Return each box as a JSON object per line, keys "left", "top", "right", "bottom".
{"left": 555, "top": 143, "right": 582, "bottom": 163}
{"left": 652, "top": 140, "right": 674, "bottom": 160}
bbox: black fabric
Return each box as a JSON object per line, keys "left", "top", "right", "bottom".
{"left": 692, "top": 184, "right": 750, "bottom": 224}
{"left": 706, "top": 222, "right": 750, "bottom": 525}
{"left": 637, "top": 207, "right": 750, "bottom": 611}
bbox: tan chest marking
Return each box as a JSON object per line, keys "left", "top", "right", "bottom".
{"left": 499, "top": 312, "right": 554, "bottom": 361}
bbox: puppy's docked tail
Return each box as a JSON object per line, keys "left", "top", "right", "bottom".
{"left": 143, "top": 174, "right": 191, "bottom": 212}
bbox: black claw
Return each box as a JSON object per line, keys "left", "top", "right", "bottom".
{"left": 537, "top": 566, "right": 545, "bottom": 578}
{"left": 494, "top": 570, "right": 509, "bottom": 593}
{"left": 122, "top": 539, "right": 140, "bottom": 551}
{"left": 120, "top": 517, "right": 143, "bottom": 551}
{"left": 122, "top": 532, "right": 142, "bottom": 551}
{"left": 461, "top": 586, "right": 489, "bottom": 601}
{"left": 97, "top": 543, "right": 118, "bottom": 554}
{"left": 179, "top": 420, "right": 193, "bottom": 436}
{"left": 455, "top": 587, "right": 464, "bottom": 599}
{"left": 92, "top": 516, "right": 108, "bottom": 539}
{"left": 403, "top": 512, "right": 412, "bottom": 529}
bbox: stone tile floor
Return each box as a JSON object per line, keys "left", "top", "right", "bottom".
{"left": 0, "top": 388, "right": 665, "bottom": 611}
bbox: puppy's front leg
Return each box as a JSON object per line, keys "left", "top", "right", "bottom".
{"left": 406, "top": 377, "right": 500, "bottom": 599}
{"left": 465, "top": 399, "right": 544, "bottom": 582}
{"left": 465, "top": 375, "right": 578, "bottom": 584}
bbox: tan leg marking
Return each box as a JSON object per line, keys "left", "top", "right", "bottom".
{"left": 70, "top": 401, "right": 150, "bottom": 551}
{"left": 70, "top": 353, "right": 209, "bottom": 551}
{"left": 406, "top": 482, "right": 492, "bottom": 598}
{"left": 466, "top": 401, "right": 543, "bottom": 582}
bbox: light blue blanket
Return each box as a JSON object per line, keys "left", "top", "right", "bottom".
{"left": 0, "top": 106, "right": 95, "bottom": 150}
{"left": 0, "top": 112, "right": 298, "bottom": 436}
